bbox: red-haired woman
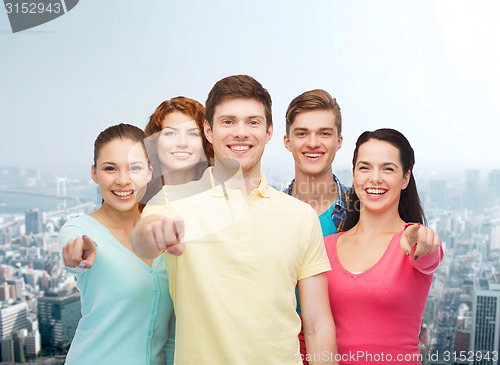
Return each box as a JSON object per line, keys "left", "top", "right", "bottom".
{"left": 140, "top": 97, "right": 214, "bottom": 208}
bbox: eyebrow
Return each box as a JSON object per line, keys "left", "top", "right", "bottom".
{"left": 293, "top": 127, "right": 335, "bottom": 132}
{"left": 357, "top": 161, "right": 399, "bottom": 167}
{"left": 217, "top": 115, "right": 265, "bottom": 120}
{"left": 99, "top": 161, "right": 146, "bottom": 166}
{"left": 163, "top": 126, "right": 199, "bottom": 131}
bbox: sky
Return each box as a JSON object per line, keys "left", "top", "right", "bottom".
{"left": 1, "top": 0, "right": 500, "bottom": 182}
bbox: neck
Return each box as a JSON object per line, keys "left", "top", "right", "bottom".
{"left": 92, "top": 202, "right": 141, "bottom": 231}
{"left": 212, "top": 161, "right": 261, "bottom": 197}
{"left": 162, "top": 166, "right": 198, "bottom": 186}
{"left": 352, "top": 207, "right": 405, "bottom": 236}
{"left": 292, "top": 167, "right": 337, "bottom": 201}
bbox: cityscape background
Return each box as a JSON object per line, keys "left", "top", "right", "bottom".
{"left": 1, "top": 1, "right": 500, "bottom": 364}
{"left": 0, "top": 166, "right": 499, "bottom": 364}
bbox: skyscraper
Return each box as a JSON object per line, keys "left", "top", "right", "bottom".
{"left": 0, "top": 302, "right": 28, "bottom": 338}
{"left": 465, "top": 169, "right": 481, "bottom": 210}
{"left": 429, "top": 179, "right": 448, "bottom": 208}
{"left": 471, "top": 283, "right": 500, "bottom": 365}
{"left": 37, "top": 292, "right": 81, "bottom": 349}
{"left": 488, "top": 169, "right": 500, "bottom": 197}
{"left": 25, "top": 209, "right": 43, "bottom": 235}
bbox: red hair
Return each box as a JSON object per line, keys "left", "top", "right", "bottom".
{"left": 139, "top": 97, "right": 213, "bottom": 211}
{"left": 145, "top": 96, "right": 213, "bottom": 161}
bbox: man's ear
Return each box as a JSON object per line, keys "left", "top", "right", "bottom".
{"left": 283, "top": 134, "right": 292, "bottom": 152}
{"left": 204, "top": 120, "right": 213, "bottom": 144}
{"left": 337, "top": 135, "right": 343, "bottom": 151}
{"left": 265, "top": 123, "right": 273, "bottom": 144}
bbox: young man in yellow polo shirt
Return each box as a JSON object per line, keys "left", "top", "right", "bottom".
{"left": 131, "top": 75, "right": 339, "bottom": 365}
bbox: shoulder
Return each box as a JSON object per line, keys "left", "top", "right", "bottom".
{"left": 282, "top": 179, "right": 294, "bottom": 195}
{"left": 269, "top": 189, "right": 318, "bottom": 216}
{"left": 325, "top": 231, "right": 343, "bottom": 243}
{"left": 390, "top": 229, "right": 405, "bottom": 244}
{"left": 324, "top": 232, "right": 343, "bottom": 248}
{"left": 162, "top": 178, "right": 209, "bottom": 199}
{"left": 332, "top": 174, "right": 350, "bottom": 195}
{"left": 60, "top": 215, "right": 94, "bottom": 234}
{"left": 58, "top": 215, "right": 96, "bottom": 250}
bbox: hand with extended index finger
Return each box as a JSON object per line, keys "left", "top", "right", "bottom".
{"left": 144, "top": 216, "right": 185, "bottom": 256}
{"left": 400, "top": 224, "right": 441, "bottom": 260}
{"left": 62, "top": 235, "right": 97, "bottom": 269}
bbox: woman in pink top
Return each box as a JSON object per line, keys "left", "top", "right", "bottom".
{"left": 322, "top": 129, "right": 442, "bottom": 365}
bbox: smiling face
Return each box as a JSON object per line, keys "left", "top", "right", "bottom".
{"left": 204, "top": 97, "right": 273, "bottom": 176}
{"left": 91, "top": 138, "right": 152, "bottom": 213}
{"left": 157, "top": 111, "right": 204, "bottom": 174}
{"left": 353, "top": 139, "right": 410, "bottom": 215}
{"left": 284, "top": 109, "right": 342, "bottom": 178}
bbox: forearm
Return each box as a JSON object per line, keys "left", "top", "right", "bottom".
{"left": 402, "top": 223, "right": 444, "bottom": 274}
{"left": 304, "top": 322, "right": 339, "bottom": 365}
{"left": 130, "top": 214, "right": 164, "bottom": 259}
{"left": 299, "top": 273, "right": 339, "bottom": 365}
{"left": 409, "top": 243, "right": 443, "bottom": 274}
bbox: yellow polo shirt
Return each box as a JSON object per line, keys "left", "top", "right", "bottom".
{"left": 142, "top": 168, "right": 330, "bottom": 365}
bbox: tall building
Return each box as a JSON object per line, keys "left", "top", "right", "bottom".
{"left": 12, "top": 330, "right": 26, "bottom": 363}
{"left": 470, "top": 283, "right": 500, "bottom": 365}
{"left": 0, "top": 302, "right": 28, "bottom": 338}
{"left": 429, "top": 180, "right": 448, "bottom": 208}
{"left": 0, "top": 265, "right": 13, "bottom": 282}
{"left": 488, "top": 169, "right": 500, "bottom": 196}
{"left": 24, "top": 330, "right": 41, "bottom": 358}
{"left": 490, "top": 219, "right": 500, "bottom": 251}
{"left": 0, "top": 330, "right": 30, "bottom": 363}
{"left": 0, "top": 283, "right": 14, "bottom": 301}
{"left": 25, "top": 209, "right": 43, "bottom": 235}
{"left": 5, "top": 278, "right": 25, "bottom": 300}
{"left": 37, "top": 292, "right": 81, "bottom": 349}
{"left": 465, "top": 169, "right": 481, "bottom": 209}
{"left": 0, "top": 231, "right": 11, "bottom": 245}
{"left": 0, "top": 337, "right": 14, "bottom": 363}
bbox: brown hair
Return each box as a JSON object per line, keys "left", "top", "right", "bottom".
{"left": 94, "top": 123, "right": 146, "bottom": 165}
{"left": 205, "top": 75, "right": 272, "bottom": 130}
{"left": 285, "top": 89, "right": 342, "bottom": 136}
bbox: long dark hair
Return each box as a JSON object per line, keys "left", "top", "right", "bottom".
{"left": 345, "top": 128, "right": 426, "bottom": 230}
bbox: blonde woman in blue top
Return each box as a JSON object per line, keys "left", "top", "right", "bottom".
{"left": 58, "top": 124, "right": 175, "bottom": 365}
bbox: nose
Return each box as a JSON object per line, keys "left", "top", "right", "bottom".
{"left": 305, "top": 133, "right": 320, "bottom": 148}
{"left": 116, "top": 169, "right": 131, "bottom": 186}
{"left": 369, "top": 169, "right": 382, "bottom": 183}
{"left": 232, "top": 121, "right": 249, "bottom": 139}
{"left": 176, "top": 132, "right": 188, "bottom": 147}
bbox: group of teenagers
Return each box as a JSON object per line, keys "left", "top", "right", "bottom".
{"left": 58, "top": 75, "right": 444, "bottom": 365}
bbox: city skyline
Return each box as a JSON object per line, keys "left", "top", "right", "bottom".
{"left": 1, "top": 167, "right": 499, "bottom": 363}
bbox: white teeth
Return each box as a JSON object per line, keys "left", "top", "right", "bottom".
{"left": 366, "top": 188, "right": 386, "bottom": 195}
{"left": 231, "top": 145, "right": 250, "bottom": 151}
{"left": 304, "top": 153, "right": 323, "bottom": 158}
{"left": 113, "top": 191, "right": 133, "bottom": 197}
{"left": 172, "top": 152, "right": 191, "bottom": 157}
